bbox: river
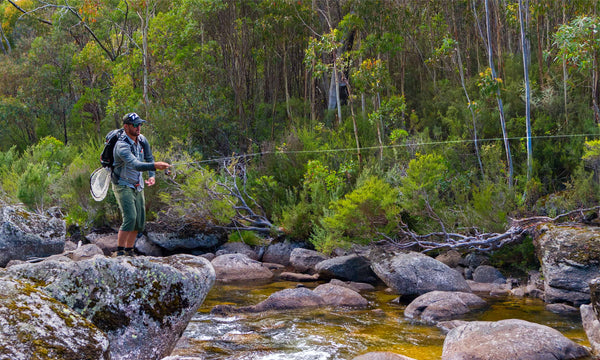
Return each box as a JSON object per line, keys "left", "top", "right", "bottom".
{"left": 170, "top": 280, "right": 590, "bottom": 359}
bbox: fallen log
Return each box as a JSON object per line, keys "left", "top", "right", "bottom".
{"left": 379, "top": 206, "right": 600, "bottom": 252}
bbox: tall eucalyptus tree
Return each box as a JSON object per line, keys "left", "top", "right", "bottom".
{"left": 519, "top": 0, "right": 533, "bottom": 180}
{"left": 483, "top": 0, "right": 513, "bottom": 186}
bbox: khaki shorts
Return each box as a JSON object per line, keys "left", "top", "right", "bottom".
{"left": 112, "top": 184, "right": 146, "bottom": 232}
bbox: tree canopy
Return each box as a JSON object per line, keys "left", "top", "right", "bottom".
{"left": 1, "top": 0, "right": 600, "bottom": 253}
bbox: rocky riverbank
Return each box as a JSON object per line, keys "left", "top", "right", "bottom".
{"left": 2, "top": 204, "right": 600, "bottom": 359}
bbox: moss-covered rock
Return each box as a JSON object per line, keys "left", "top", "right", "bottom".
{"left": 5, "top": 254, "right": 216, "bottom": 360}
{"left": 533, "top": 224, "right": 600, "bottom": 305}
{"left": 0, "top": 277, "right": 109, "bottom": 360}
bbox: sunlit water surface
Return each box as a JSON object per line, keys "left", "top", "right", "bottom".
{"left": 171, "top": 281, "right": 590, "bottom": 360}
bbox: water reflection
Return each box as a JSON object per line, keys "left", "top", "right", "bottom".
{"left": 171, "top": 281, "right": 589, "bottom": 359}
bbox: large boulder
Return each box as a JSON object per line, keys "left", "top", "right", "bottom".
{"left": 370, "top": 250, "right": 471, "bottom": 297}
{"left": 472, "top": 265, "right": 506, "bottom": 284}
{"left": 146, "top": 231, "right": 224, "bottom": 254}
{"left": 435, "top": 250, "right": 463, "bottom": 268}
{"left": 582, "top": 277, "right": 600, "bottom": 356}
{"left": 215, "top": 242, "right": 259, "bottom": 260}
{"left": 442, "top": 319, "right": 590, "bottom": 360}
{"left": 70, "top": 243, "right": 105, "bottom": 261}
{"left": 211, "top": 287, "right": 325, "bottom": 314}
{"left": 290, "top": 248, "right": 329, "bottom": 274}
{"left": 313, "top": 283, "right": 369, "bottom": 307}
{"left": 87, "top": 232, "right": 118, "bottom": 255}
{"left": 211, "top": 253, "right": 273, "bottom": 282}
{"left": 211, "top": 283, "right": 368, "bottom": 315}
{"left": 533, "top": 224, "right": 600, "bottom": 305}
{"left": 0, "top": 277, "right": 110, "bottom": 360}
{"left": 580, "top": 304, "right": 600, "bottom": 356}
{"left": 262, "top": 240, "right": 305, "bottom": 266}
{"left": 0, "top": 205, "right": 66, "bottom": 267}
{"left": 315, "top": 254, "right": 379, "bottom": 284}
{"left": 5, "top": 254, "right": 215, "bottom": 360}
{"left": 404, "top": 291, "right": 487, "bottom": 324}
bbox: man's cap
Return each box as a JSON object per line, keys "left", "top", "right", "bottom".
{"left": 122, "top": 112, "right": 147, "bottom": 126}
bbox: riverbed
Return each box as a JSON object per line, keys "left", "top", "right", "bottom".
{"left": 170, "top": 280, "right": 590, "bottom": 359}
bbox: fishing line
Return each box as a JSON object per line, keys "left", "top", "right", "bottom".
{"left": 166, "top": 132, "right": 600, "bottom": 167}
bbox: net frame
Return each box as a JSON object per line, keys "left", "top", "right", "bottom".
{"left": 90, "top": 167, "right": 111, "bottom": 201}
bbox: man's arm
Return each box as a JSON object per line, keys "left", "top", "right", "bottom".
{"left": 114, "top": 141, "right": 156, "bottom": 171}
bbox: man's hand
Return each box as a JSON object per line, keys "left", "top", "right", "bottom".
{"left": 145, "top": 177, "right": 156, "bottom": 186}
{"left": 154, "top": 161, "right": 170, "bottom": 170}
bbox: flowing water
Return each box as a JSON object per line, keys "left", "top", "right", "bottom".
{"left": 171, "top": 280, "right": 590, "bottom": 359}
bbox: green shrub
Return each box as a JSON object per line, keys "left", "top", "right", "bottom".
{"left": 228, "top": 230, "right": 267, "bottom": 246}
{"left": 279, "top": 159, "right": 347, "bottom": 240}
{"left": 316, "top": 176, "right": 400, "bottom": 248}
{"left": 17, "top": 162, "right": 52, "bottom": 212}
{"left": 158, "top": 165, "right": 235, "bottom": 229}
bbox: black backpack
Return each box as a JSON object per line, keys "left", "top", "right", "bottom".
{"left": 100, "top": 128, "right": 125, "bottom": 169}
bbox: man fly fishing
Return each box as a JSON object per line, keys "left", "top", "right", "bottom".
{"left": 111, "top": 112, "right": 170, "bottom": 256}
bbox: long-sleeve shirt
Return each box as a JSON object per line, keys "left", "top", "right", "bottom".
{"left": 112, "top": 133, "right": 156, "bottom": 190}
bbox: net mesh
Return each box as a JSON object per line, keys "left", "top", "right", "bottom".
{"left": 90, "top": 167, "right": 111, "bottom": 201}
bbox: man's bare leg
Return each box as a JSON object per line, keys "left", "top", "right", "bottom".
{"left": 117, "top": 230, "right": 138, "bottom": 255}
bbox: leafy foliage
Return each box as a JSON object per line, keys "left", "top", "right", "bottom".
{"left": 1, "top": 0, "right": 600, "bottom": 273}
{"left": 318, "top": 176, "right": 400, "bottom": 247}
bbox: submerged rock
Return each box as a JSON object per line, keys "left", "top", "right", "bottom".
{"left": 5, "top": 254, "right": 215, "bottom": 360}
{"left": 370, "top": 250, "right": 471, "bottom": 297}
{"left": 212, "top": 287, "right": 325, "bottom": 315}
{"left": 442, "top": 319, "right": 590, "bottom": 360}
{"left": 404, "top": 291, "right": 487, "bottom": 324}
{"left": 313, "top": 283, "right": 369, "bottom": 307}
{"left": 211, "top": 283, "right": 368, "bottom": 315}
{"left": 279, "top": 271, "right": 320, "bottom": 282}
{"left": 0, "top": 277, "right": 110, "bottom": 360}
{"left": 352, "top": 352, "right": 417, "bottom": 360}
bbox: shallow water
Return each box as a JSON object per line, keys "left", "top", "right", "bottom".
{"left": 171, "top": 281, "right": 591, "bottom": 359}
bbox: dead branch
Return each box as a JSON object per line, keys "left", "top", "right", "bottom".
{"left": 215, "top": 159, "right": 277, "bottom": 234}
{"left": 380, "top": 206, "right": 600, "bottom": 253}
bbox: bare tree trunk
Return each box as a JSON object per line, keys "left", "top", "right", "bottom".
{"left": 311, "top": 58, "right": 316, "bottom": 126}
{"left": 456, "top": 42, "right": 484, "bottom": 178}
{"left": 137, "top": 3, "right": 154, "bottom": 119}
{"left": 0, "top": 25, "right": 10, "bottom": 54}
{"left": 562, "top": 0, "right": 569, "bottom": 124}
{"left": 328, "top": 59, "right": 342, "bottom": 125}
{"left": 142, "top": 13, "right": 149, "bottom": 118}
{"left": 283, "top": 42, "right": 292, "bottom": 121}
{"left": 344, "top": 77, "right": 362, "bottom": 167}
{"left": 519, "top": 0, "right": 533, "bottom": 180}
{"left": 485, "top": 0, "right": 513, "bottom": 186}
{"left": 536, "top": 12, "right": 544, "bottom": 87}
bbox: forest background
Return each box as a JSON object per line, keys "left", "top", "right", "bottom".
{"left": 2, "top": 0, "right": 600, "bottom": 269}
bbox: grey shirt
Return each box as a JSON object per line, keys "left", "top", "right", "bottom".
{"left": 112, "top": 132, "right": 156, "bottom": 190}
